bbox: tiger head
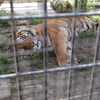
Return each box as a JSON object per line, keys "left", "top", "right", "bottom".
{"left": 93, "top": 22, "right": 99, "bottom": 32}
{"left": 12, "top": 28, "right": 42, "bottom": 56}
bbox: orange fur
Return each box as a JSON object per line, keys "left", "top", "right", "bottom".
{"left": 15, "top": 16, "right": 99, "bottom": 66}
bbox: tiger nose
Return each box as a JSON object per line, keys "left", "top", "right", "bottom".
{"left": 32, "top": 42, "right": 36, "bottom": 47}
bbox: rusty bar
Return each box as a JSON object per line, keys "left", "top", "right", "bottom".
{"left": 67, "top": 0, "right": 78, "bottom": 100}
{"left": 43, "top": 0, "right": 48, "bottom": 100}
{"left": 0, "top": 63, "right": 99, "bottom": 79}
{"left": 0, "top": 12, "right": 100, "bottom": 21}
{"left": 88, "top": 20, "right": 100, "bottom": 100}
{"left": 9, "top": 0, "right": 22, "bottom": 100}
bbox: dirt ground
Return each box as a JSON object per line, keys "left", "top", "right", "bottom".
{"left": 0, "top": 26, "right": 100, "bottom": 100}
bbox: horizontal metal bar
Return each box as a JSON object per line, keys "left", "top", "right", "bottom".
{"left": 0, "top": 12, "right": 100, "bottom": 21}
{"left": 0, "top": 63, "right": 100, "bottom": 79}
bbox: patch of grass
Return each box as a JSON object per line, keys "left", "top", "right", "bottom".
{"left": 0, "top": 9, "right": 10, "bottom": 17}
{"left": 31, "top": 13, "right": 39, "bottom": 15}
{"left": 3, "top": 38, "right": 11, "bottom": 44}
{"left": 36, "top": 74, "right": 44, "bottom": 79}
{"left": 27, "top": 19, "right": 43, "bottom": 25}
{"left": 78, "top": 56, "right": 91, "bottom": 71}
{"left": 0, "top": 65, "right": 15, "bottom": 75}
{"left": 0, "top": 9, "right": 10, "bottom": 27}
{"left": 0, "top": 9, "right": 24, "bottom": 27}
{"left": 88, "top": 16, "right": 100, "bottom": 22}
{"left": 0, "top": 21, "right": 10, "bottom": 28}
{"left": 14, "top": 12, "right": 24, "bottom": 16}
{"left": 1, "top": 33, "right": 7, "bottom": 35}
{"left": 28, "top": 51, "right": 55, "bottom": 67}
{"left": 90, "top": 38, "right": 96, "bottom": 43}
{"left": 0, "top": 53, "right": 13, "bottom": 66}
{"left": 78, "top": 56, "right": 90, "bottom": 64}
{"left": 11, "top": 87, "right": 18, "bottom": 93}
{"left": 48, "top": 51, "right": 55, "bottom": 57}
{"left": 28, "top": 53, "right": 43, "bottom": 66}
{"left": 79, "top": 67, "right": 92, "bottom": 71}
{"left": 80, "top": 30, "right": 97, "bottom": 38}
{"left": 0, "top": 51, "right": 14, "bottom": 75}
{"left": 2, "top": 37, "right": 11, "bottom": 47}
{"left": 83, "top": 58, "right": 90, "bottom": 64}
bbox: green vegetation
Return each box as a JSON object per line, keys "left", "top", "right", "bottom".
{"left": 50, "top": 0, "right": 72, "bottom": 13}
{"left": 0, "top": 52, "right": 13, "bottom": 66}
{"left": 0, "top": 9, "right": 24, "bottom": 27}
{"left": 90, "top": 38, "right": 96, "bottom": 43}
{"left": 28, "top": 51, "right": 55, "bottom": 67}
{"left": 83, "top": 58, "right": 90, "bottom": 64}
{"left": 0, "top": 38, "right": 13, "bottom": 75}
{"left": 3, "top": 37, "right": 11, "bottom": 43}
{"left": 78, "top": 56, "right": 90, "bottom": 64}
{"left": 28, "top": 53, "right": 43, "bottom": 66}
{"left": 78, "top": 0, "right": 95, "bottom": 12}
{"left": 0, "top": 51, "right": 14, "bottom": 75}
{"left": 30, "top": 13, "right": 39, "bottom": 15}
{"left": 50, "top": 0, "right": 98, "bottom": 12}
{"left": 11, "top": 87, "right": 18, "bottom": 93}
{"left": 88, "top": 0, "right": 99, "bottom": 2}
{"left": 89, "top": 16, "right": 100, "bottom": 22}
{"left": 0, "top": 9, "right": 10, "bottom": 16}
{"left": 95, "top": 0, "right": 99, "bottom": 1}
{"left": 14, "top": 12, "right": 24, "bottom": 16}
{"left": 0, "top": 21, "right": 9, "bottom": 28}
{"left": 36, "top": 74, "right": 44, "bottom": 79}
{"left": 86, "top": 2, "right": 95, "bottom": 12}
{"left": 79, "top": 67, "right": 92, "bottom": 71}
{"left": 27, "top": 19, "right": 43, "bottom": 25}
{"left": 80, "top": 16, "right": 99, "bottom": 39}
{"left": 80, "top": 30, "right": 97, "bottom": 38}
{"left": 0, "top": 9, "right": 10, "bottom": 27}
{"left": 78, "top": 56, "right": 92, "bottom": 71}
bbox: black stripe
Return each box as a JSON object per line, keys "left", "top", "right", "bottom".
{"left": 86, "top": 22, "right": 90, "bottom": 29}
{"left": 18, "top": 30, "right": 33, "bottom": 36}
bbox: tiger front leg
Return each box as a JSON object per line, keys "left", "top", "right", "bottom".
{"left": 56, "top": 50, "right": 78, "bottom": 66}
{"left": 53, "top": 43, "right": 70, "bottom": 66}
{"left": 66, "top": 41, "right": 78, "bottom": 65}
{"left": 56, "top": 53, "right": 70, "bottom": 66}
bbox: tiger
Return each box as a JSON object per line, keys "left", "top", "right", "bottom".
{"left": 13, "top": 16, "right": 99, "bottom": 66}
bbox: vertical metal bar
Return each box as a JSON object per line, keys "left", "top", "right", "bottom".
{"left": 9, "top": 0, "right": 22, "bottom": 100}
{"left": 67, "top": 0, "right": 78, "bottom": 100}
{"left": 43, "top": 0, "right": 48, "bottom": 100}
{"left": 88, "top": 20, "right": 100, "bottom": 100}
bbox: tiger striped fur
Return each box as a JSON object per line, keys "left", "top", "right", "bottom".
{"left": 14, "top": 16, "right": 99, "bottom": 66}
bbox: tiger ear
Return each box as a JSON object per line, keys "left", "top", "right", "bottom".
{"left": 96, "top": 22, "right": 99, "bottom": 30}
{"left": 96, "top": 22, "right": 99, "bottom": 27}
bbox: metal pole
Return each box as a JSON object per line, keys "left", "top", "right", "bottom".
{"left": 88, "top": 20, "right": 100, "bottom": 100}
{"left": 67, "top": 0, "right": 78, "bottom": 99}
{"left": 9, "top": 0, "right": 22, "bottom": 99}
{"left": 43, "top": 0, "right": 48, "bottom": 100}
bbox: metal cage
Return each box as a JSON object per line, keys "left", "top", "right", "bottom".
{"left": 0, "top": 0, "right": 100, "bottom": 100}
